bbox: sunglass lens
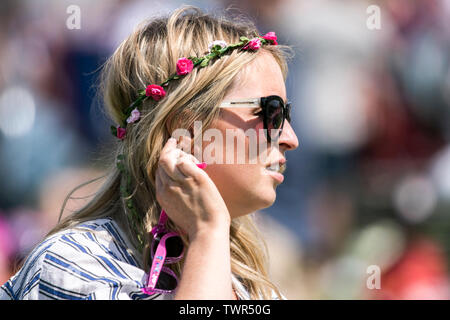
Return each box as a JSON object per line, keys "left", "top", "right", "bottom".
{"left": 155, "top": 270, "right": 178, "bottom": 290}
{"left": 265, "top": 97, "right": 285, "bottom": 141}
{"left": 271, "top": 106, "right": 283, "bottom": 129}
{"left": 152, "top": 233, "right": 184, "bottom": 259}
{"left": 151, "top": 237, "right": 160, "bottom": 257}
{"left": 285, "top": 103, "right": 291, "bottom": 122}
{"left": 166, "top": 236, "right": 184, "bottom": 258}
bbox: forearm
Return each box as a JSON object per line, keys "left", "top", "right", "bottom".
{"left": 174, "top": 225, "right": 233, "bottom": 300}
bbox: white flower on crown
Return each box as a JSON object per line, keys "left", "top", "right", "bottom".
{"left": 208, "top": 40, "right": 228, "bottom": 53}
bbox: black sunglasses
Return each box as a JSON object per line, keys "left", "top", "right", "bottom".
{"left": 220, "top": 95, "right": 291, "bottom": 143}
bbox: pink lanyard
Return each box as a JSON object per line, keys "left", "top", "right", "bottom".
{"left": 142, "top": 161, "right": 207, "bottom": 295}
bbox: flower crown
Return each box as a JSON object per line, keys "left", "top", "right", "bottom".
{"left": 110, "top": 31, "right": 278, "bottom": 140}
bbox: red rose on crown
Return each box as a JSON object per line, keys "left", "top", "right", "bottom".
{"left": 145, "top": 84, "right": 166, "bottom": 101}
{"left": 262, "top": 32, "right": 278, "bottom": 45}
{"left": 117, "top": 126, "right": 126, "bottom": 140}
{"left": 176, "top": 57, "right": 194, "bottom": 76}
{"left": 242, "top": 38, "right": 261, "bottom": 51}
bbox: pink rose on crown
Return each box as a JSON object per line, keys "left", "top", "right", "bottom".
{"left": 262, "top": 32, "right": 278, "bottom": 45}
{"left": 126, "top": 108, "right": 141, "bottom": 124}
{"left": 176, "top": 57, "right": 194, "bottom": 76}
{"left": 242, "top": 38, "right": 261, "bottom": 51}
{"left": 145, "top": 84, "right": 166, "bottom": 101}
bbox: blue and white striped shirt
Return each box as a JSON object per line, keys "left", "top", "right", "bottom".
{"left": 0, "top": 218, "right": 258, "bottom": 300}
{"left": 0, "top": 217, "right": 276, "bottom": 300}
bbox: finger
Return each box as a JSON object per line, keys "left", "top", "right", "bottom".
{"left": 178, "top": 135, "right": 206, "bottom": 166}
{"left": 155, "top": 167, "right": 163, "bottom": 191}
{"left": 178, "top": 135, "right": 204, "bottom": 166}
{"left": 176, "top": 153, "right": 207, "bottom": 181}
{"left": 155, "top": 168, "right": 166, "bottom": 207}
{"left": 158, "top": 163, "right": 180, "bottom": 187}
{"left": 155, "top": 168, "right": 180, "bottom": 213}
{"left": 176, "top": 150, "right": 201, "bottom": 165}
{"left": 159, "top": 137, "right": 179, "bottom": 176}
{"left": 159, "top": 140, "right": 187, "bottom": 181}
{"left": 177, "top": 135, "right": 192, "bottom": 154}
{"left": 161, "top": 137, "right": 177, "bottom": 155}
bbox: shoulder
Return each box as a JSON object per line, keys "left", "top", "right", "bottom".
{"left": 1, "top": 218, "right": 170, "bottom": 300}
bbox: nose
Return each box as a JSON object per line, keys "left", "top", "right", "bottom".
{"left": 278, "top": 120, "right": 299, "bottom": 152}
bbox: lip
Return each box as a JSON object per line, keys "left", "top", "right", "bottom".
{"left": 264, "top": 157, "right": 286, "bottom": 183}
{"left": 266, "top": 158, "right": 286, "bottom": 169}
{"left": 264, "top": 167, "right": 284, "bottom": 183}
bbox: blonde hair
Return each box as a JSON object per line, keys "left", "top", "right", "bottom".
{"left": 47, "top": 6, "right": 291, "bottom": 299}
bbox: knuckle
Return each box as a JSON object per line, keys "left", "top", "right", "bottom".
{"left": 175, "top": 157, "right": 188, "bottom": 167}
{"left": 168, "top": 184, "right": 180, "bottom": 193}
{"left": 184, "top": 176, "right": 195, "bottom": 184}
{"left": 188, "top": 172, "right": 202, "bottom": 185}
{"left": 158, "top": 155, "right": 168, "bottom": 166}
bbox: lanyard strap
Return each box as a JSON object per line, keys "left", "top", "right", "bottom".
{"left": 144, "top": 162, "right": 207, "bottom": 293}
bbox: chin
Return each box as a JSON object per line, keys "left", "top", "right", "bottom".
{"left": 253, "top": 186, "right": 277, "bottom": 210}
{"left": 246, "top": 173, "right": 280, "bottom": 211}
{"left": 229, "top": 187, "right": 276, "bottom": 219}
{"left": 263, "top": 190, "right": 277, "bottom": 208}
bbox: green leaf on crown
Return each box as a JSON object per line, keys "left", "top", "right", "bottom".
{"left": 210, "top": 44, "right": 223, "bottom": 55}
{"left": 239, "top": 36, "right": 249, "bottom": 44}
{"left": 200, "top": 58, "right": 210, "bottom": 67}
{"left": 189, "top": 56, "right": 202, "bottom": 65}
{"left": 117, "top": 162, "right": 125, "bottom": 172}
{"left": 110, "top": 125, "right": 118, "bottom": 137}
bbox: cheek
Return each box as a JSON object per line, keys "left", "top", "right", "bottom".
{"left": 201, "top": 121, "right": 273, "bottom": 170}
{"left": 200, "top": 120, "right": 277, "bottom": 212}
{"left": 206, "top": 163, "right": 272, "bottom": 211}
{"left": 230, "top": 122, "right": 270, "bottom": 165}
{"left": 206, "top": 163, "right": 261, "bottom": 191}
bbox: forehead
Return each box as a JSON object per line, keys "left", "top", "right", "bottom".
{"left": 224, "top": 50, "right": 287, "bottom": 102}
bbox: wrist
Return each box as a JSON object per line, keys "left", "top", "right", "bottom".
{"left": 189, "top": 215, "right": 230, "bottom": 240}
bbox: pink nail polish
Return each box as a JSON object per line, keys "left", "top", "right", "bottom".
{"left": 196, "top": 162, "right": 207, "bottom": 169}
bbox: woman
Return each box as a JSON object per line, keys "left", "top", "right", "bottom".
{"left": 0, "top": 6, "right": 298, "bottom": 300}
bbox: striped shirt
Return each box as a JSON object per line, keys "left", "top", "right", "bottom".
{"left": 0, "top": 218, "right": 256, "bottom": 300}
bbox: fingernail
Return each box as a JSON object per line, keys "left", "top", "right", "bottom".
{"left": 196, "top": 162, "right": 207, "bottom": 169}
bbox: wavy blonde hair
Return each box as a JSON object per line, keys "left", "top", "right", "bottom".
{"left": 47, "top": 6, "right": 291, "bottom": 299}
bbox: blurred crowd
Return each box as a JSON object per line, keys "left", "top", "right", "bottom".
{"left": 1, "top": 0, "right": 450, "bottom": 299}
